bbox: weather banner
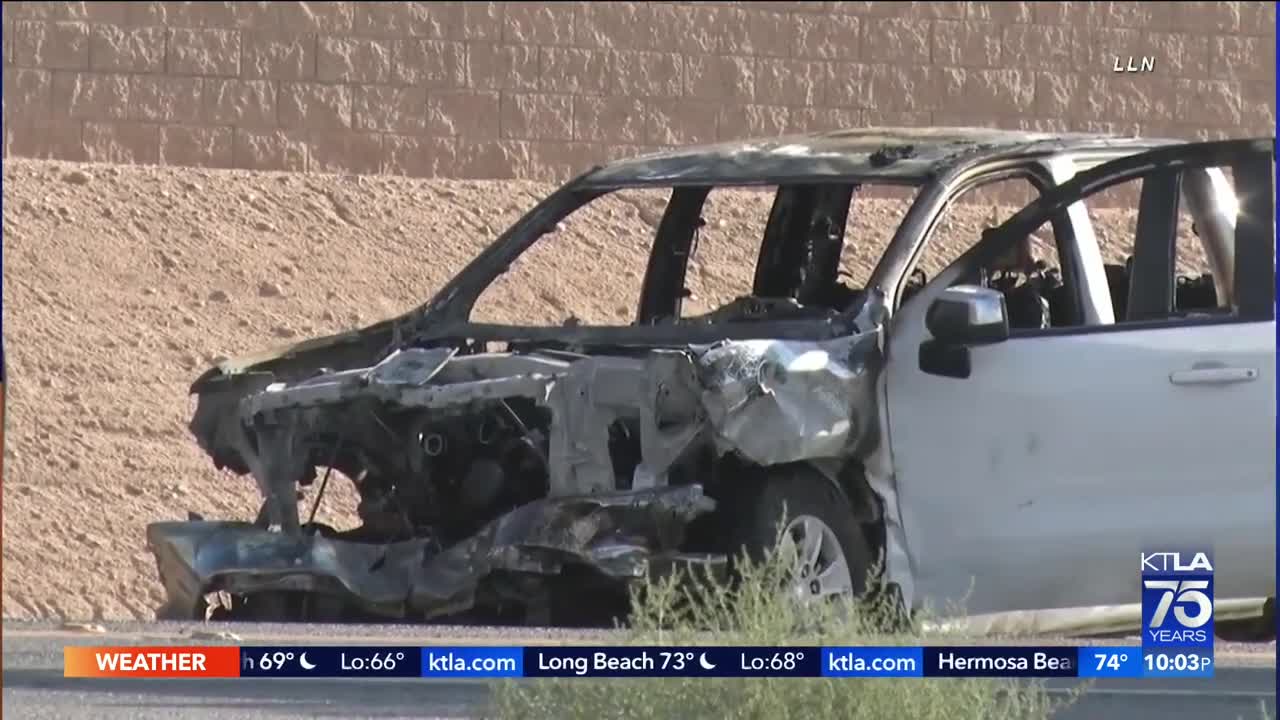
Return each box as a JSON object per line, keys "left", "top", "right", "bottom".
{"left": 63, "top": 644, "right": 1207, "bottom": 679}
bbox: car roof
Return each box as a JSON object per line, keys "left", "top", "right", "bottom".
{"left": 578, "top": 126, "right": 1183, "bottom": 188}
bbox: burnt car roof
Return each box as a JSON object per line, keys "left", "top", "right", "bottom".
{"left": 579, "top": 126, "right": 1181, "bottom": 188}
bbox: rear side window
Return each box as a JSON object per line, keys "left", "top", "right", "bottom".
{"left": 1082, "top": 168, "right": 1240, "bottom": 323}
{"left": 1003, "top": 142, "right": 1274, "bottom": 331}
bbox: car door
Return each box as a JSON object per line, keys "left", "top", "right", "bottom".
{"left": 882, "top": 139, "right": 1276, "bottom": 616}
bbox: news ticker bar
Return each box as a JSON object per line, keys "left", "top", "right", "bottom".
{"left": 65, "top": 645, "right": 1214, "bottom": 680}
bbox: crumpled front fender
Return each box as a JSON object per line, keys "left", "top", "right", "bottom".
{"left": 148, "top": 484, "right": 719, "bottom": 621}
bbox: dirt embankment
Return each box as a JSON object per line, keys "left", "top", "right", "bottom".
{"left": 1, "top": 159, "right": 1158, "bottom": 621}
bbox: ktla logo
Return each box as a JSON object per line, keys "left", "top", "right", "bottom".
{"left": 1141, "top": 551, "right": 1214, "bottom": 647}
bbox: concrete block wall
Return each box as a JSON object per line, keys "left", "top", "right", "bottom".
{"left": 2, "top": 1, "right": 1275, "bottom": 180}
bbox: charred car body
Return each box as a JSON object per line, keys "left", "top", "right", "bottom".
{"left": 150, "top": 129, "right": 1277, "bottom": 630}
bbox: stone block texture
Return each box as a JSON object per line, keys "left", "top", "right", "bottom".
{"left": 3, "top": 1, "right": 1274, "bottom": 179}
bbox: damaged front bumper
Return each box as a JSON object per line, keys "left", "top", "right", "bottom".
{"left": 148, "top": 484, "right": 720, "bottom": 621}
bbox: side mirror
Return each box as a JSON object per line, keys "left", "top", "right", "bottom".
{"left": 919, "top": 286, "right": 1010, "bottom": 379}
{"left": 926, "top": 285, "right": 1010, "bottom": 345}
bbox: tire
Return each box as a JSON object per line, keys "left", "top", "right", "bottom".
{"left": 723, "top": 464, "right": 875, "bottom": 600}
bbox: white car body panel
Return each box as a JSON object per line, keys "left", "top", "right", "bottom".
{"left": 880, "top": 148, "right": 1275, "bottom": 619}
{"left": 885, "top": 315, "right": 1276, "bottom": 615}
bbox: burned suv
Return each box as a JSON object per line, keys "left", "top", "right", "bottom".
{"left": 149, "top": 129, "right": 1276, "bottom": 630}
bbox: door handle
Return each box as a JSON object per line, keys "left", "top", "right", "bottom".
{"left": 1169, "top": 365, "right": 1259, "bottom": 386}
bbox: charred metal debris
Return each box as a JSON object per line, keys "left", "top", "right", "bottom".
{"left": 149, "top": 298, "right": 887, "bottom": 623}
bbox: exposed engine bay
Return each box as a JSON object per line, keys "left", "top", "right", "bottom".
{"left": 149, "top": 297, "right": 886, "bottom": 624}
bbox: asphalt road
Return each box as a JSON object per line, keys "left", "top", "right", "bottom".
{"left": 3, "top": 621, "right": 1274, "bottom": 720}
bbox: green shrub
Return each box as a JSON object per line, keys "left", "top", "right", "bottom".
{"left": 492, "top": 527, "right": 1084, "bottom": 720}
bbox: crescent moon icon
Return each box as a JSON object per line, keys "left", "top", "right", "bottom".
{"left": 698, "top": 652, "right": 716, "bottom": 671}
{"left": 299, "top": 652, "right": 316, "bottom": 670}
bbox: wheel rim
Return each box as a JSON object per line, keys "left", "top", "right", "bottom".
{"left": 781, "top": 515, "right": 854, "bottom": 601}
